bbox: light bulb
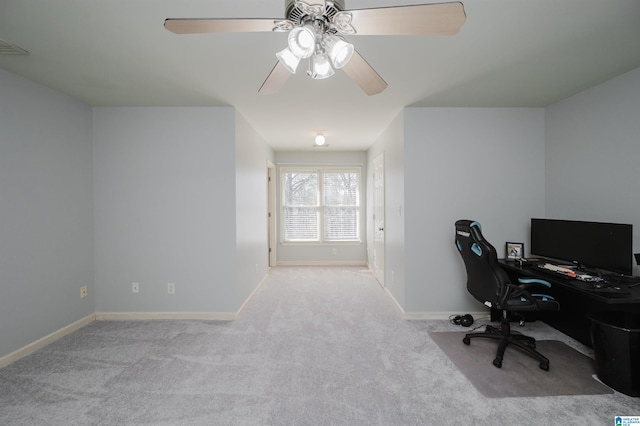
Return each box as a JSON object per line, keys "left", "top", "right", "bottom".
{"left": 324, "top": 35, "right": 354, "bottom": 69}
{"left": 288, "top": 25, "right": 316, "bottom": 59}
{"left": 309, "top": 53, "right": 334, "bottom": 79}
{"left": 314, "top": 135, "right": 326, "bottom": 146}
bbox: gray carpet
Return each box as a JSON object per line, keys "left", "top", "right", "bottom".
{"left": 0, "top": 266, "right": 637, "bottom": 425}
{"left": 429, "top": 331, "right": 613, "bottom": 398}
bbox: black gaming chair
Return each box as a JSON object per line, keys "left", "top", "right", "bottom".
{"left": 454, "top": 220, "right": 560, "bottom": 371}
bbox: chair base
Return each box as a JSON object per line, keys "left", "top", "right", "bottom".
{"left": 462, "top": 315, "right": 550, "bottom": 371}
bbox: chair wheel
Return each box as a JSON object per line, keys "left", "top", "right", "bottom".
{"left": 539, "top": 362, "right": 549, "bottom": 371}
{"left": 463, "top": 337, "right": 470, "bottom": 345}
{"left": 493, "top": 358, "right": 502, "bottom": 368}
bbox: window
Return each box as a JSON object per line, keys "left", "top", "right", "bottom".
{"left": 281, "top": 168, "right": 361, "bottom": 243}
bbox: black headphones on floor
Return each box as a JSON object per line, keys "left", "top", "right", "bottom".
{"left": 451, "top": 314, "right": 474, "bottom": 327}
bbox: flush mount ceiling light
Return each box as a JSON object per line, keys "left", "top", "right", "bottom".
{"left": 165, "top": 0, "right": 466, "bottom": 96}
{"left": 314, "top": 134, "right": 326, "bottom": 146}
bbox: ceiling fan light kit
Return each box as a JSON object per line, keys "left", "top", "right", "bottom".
{"left": 164, "top": 0, "right": 466, "bottom": 95}
{"left": 271, "top": 4, "right": 356, "bottom": 80}
{"left": 275, "top": 47, "right": 301, "bottom": 73}
{"left": 309, "top": 52, "right": 335, "bottom": 79}
{"left": 287, "top": 25, "right": 317, "bottom": 59}
{"left": 323, "top": 34, "right": 353, "bottom": 69}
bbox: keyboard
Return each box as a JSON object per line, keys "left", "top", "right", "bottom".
{"left": 579, "top": 282, "right": 630, "bottom": 295}
{"left": 602, "top": 274, "right": 640, "bottom": 286}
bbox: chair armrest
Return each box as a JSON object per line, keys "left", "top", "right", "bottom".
{"left": 504, "top": 283, "right": 554, "bottom": 307}
{"left": 517, "top": 277, "right": 551, "bottom": 288}
{"left": 531, "top": 293, "right": 555, "bottom": 302}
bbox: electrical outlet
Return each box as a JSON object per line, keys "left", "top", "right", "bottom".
{"left": 132, "top": 282, "right": 139, "bottom": 293}
{"left": 332, "top": 248, "right": 337, "bottom": 255}
{"left": 80, "top": 286, "right": 87, "bottom": 298}
{"left": 167, "top": 282, "right": 175, "bottom": 295}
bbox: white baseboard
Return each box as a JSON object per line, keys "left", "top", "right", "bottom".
{"left": 381, "top": 286, "right": 406, "bottom": 317}
{"left": 1, "top": 278, "right": 266, "bottom": 368}
{"left": 236, "top": 272, "right": 269, "bottom": 317}
{"left": 361, "top": 271, "right": 490, "bottom": 321}
{"left": 402, "top": 311, "right": 490, "bottom": 320}
{"left": 379, "top": 285, "right": 489, "bottom": 321}
{"left": 95, "top": 312, "right": 237, "bottom": 321}
{"left": 276, "top": 260, "right": 368, "bottom": 266}
{"left": 0, "top": 313, "right": 96, "bottom": 369}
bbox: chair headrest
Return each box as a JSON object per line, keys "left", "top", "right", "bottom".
{"left": 455, "top": 220, "right": 485, "bottom": 257}
{"left": 455, "top": 219, "right": 483, "bottom": 238}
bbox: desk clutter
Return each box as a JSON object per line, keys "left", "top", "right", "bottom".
{"left": 528, "top": 261, "right": 636, "bottom": 294}
{"left": 537, "top": 263, "right": 603, "bottom": 282}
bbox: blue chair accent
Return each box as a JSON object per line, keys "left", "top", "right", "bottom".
{"left": 518, "top": 278, "right": 551, "bottom": 288}
{"left": 531, "top": 294, "right": 555, "bottom": 302}
{"left": 470, "top": 221, "right": 482, "bottom": 232}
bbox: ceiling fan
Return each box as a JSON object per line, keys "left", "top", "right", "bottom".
{"left": 165, "top": 0, "right": 466, "bottom": 96}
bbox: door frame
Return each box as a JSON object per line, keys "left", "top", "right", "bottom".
{"left": 267, "top": 161, "right": 277, "bottom": 267}
{"left": 372, "top": 152, "right": 385, "bottom": 286}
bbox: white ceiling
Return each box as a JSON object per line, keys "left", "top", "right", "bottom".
{"left": 1, "top": 0, "right": 640, "bottom": 151}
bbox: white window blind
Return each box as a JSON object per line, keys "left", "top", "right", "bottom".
{"left": 281, "top": 168, "right": 360, "bottom": 243}
{"left": 323, "top": 171, "right": 359, "bottom": 241}
{"left": 283, "top": 172, "right": 318, "bottom": 242}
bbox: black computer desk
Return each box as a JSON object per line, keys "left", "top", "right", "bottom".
{"left": 498, "top": 259, "right": 640, "bottom": 346}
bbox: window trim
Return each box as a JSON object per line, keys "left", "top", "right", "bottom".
{"left": 280, "top": 166, "right": 362, "bottom": 244}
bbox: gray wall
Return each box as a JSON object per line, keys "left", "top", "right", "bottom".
{"left": 235, "top": 112, "right": 274, "bottom": 306}
{"left": 93, "top": 107, "right": 239, "bottom": 313}
{"left": 403, "top": 108, "right": 546, "bottom": 314}
{"left": 0, "top": 71, "right": 275, "bottom": 358}
{"left": 4, "top": 59, "right": 640, "bottom": 357}
{"left": 0, "top": 69, "right": 94, "bottom": 358}
{"left": 367, "top": 112, "right": 405, "bottom": 305}
{"left": 275, "top": 151, "right": 368, "bottom": 264}
{"left": 545, "top": 66, "right": 640, "bottom": 275}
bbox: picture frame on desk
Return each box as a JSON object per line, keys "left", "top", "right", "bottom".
{"left": 506, "top": 242, "right": 524, "bottom": 261}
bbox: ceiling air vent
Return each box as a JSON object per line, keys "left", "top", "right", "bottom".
{"left": 0, "top": 39, "right": 29, "bottom": 55}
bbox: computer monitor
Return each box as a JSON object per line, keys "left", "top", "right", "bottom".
{"left": 530, "top": 218, "right": 633, "bottom": 275}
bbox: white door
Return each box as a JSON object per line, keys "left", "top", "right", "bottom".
{"left": 373, "top": 153, "right": 385, "bottom": 285}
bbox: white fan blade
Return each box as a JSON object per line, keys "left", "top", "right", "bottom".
{"left": 341, "top": 50, "right": 388, "bottom": 96}
{"left": 348, "top": 2, "right": 466, "bottom": 36}
{"left": 259, "top": 62, "right": 292, "bottom": 95}
{"left": 165, "top": 18, "right": 279, "bottom": 34}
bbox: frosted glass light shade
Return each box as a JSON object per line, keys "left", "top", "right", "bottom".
{"left": 309, "top": 53, "right": 334, "bottom": 79}
{"left": 288, "top": 26, "right": 316, "bottom": 59}
{"left": 276, "top": 47, "right": 301, "bottom": 74}
{"left": 324, "top": 35, "right": 354, "bottom": 69}
{"left": 314, "top": 135, "right": 326, "bottom": 146}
